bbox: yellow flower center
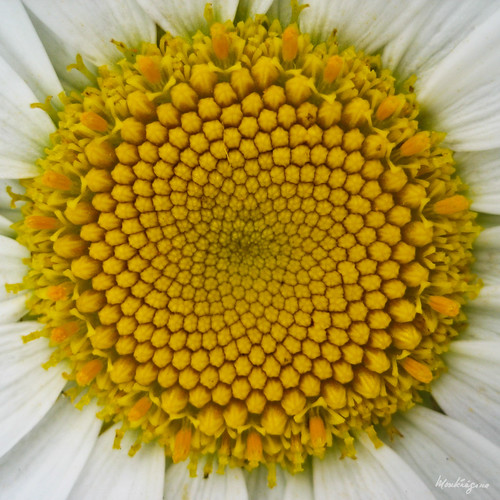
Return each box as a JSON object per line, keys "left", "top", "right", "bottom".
{"left": 13, "top": 13, "right": 479, "bottom": 476}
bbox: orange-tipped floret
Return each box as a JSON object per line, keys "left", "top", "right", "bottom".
{"left": 211, "top": 23, "right": 230, "bottom": 60}
{"left": 246, "top": 431, "right": 263, "bottom": 463}
{"left": 309, "top": 415, "right": 327, "bottom": 449}
{"left": 282, "top": 25, "right": 299, "bottom": 61}
{"left": 376, "top": 95, "right": 400, "bottom": 121}
{"left": 401, "top": 357, "right": 433, "bottom": 384}
{"left": 80, "top": 111, "right": 108, "bottom": 132}
{"left": 137, "top": 55, "right": 162, "bottom": 84}
{"left": 400, "top": 132, "right": 430, "bottom": 157}
{"left": 50, "top": 322, "right": 79, "bottom": 343}
{"left": 25, "top": 215, "right": 60, "bottom": 230}
{"left": 42, "top": 171, "right": 72, "bottom": 190}
{"left": 323, "top": 55, "right": 343, "bottom": 83}
{"left": 76, "top": 359, "right": 103, "bottom": 385}
{"left": 173, "top": 428, "right": 192, "bottom": 463}
{"left": 428, "top": 295, "right": 461, "bottom": 317}
{"left": 47, "top": 284, "right": 70, "bottom": 301}
{"left": 128, "top": 397, "right": 153, "bottom": 421}
{"left": 434, "top": 195, "right": 469, "bottom": 215}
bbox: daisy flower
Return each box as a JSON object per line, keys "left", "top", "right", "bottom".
{"left": 0, "top": 0, "right": 499, "bottom": 498}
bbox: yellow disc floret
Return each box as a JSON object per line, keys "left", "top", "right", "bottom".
{"left": 13, "top": 14, "right": 479, "bottom": 475}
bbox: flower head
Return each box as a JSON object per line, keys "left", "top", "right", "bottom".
{"left": 0, "top": 0, "right": 499, "bottom": 498}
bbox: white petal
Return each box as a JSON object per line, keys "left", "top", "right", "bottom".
{"left": 283, "top": 465, "right": 313, "bottom": 500}
{"left": 433, "top": 341, "right": 500, "bottom": 445}
{"left": 0, "top": 54, "right": 54, "bottom": 179}
{"left": 448, "top": 340, "right": 500, "bottom": 366}
{"left": 298, "top": 1, "right": 500, "bottom": 151}
{"left": 0, "top": 258, "right": 27, "bottom": 301}
{"left": 236, "top": 0, "right": 275, "bottom": 21}
{"left": 473, "top": 230, "right": 500, "bottom": 287}
{"left": 0, "top": 234, "right": 28, "bottom": 300}
{"left": 25, "top": 10, "right": 97, "bottom": 92}
{"left": 0, "top": 209, "right": 22, "bottom": 224}
{"left": 417, "top": 9, "right": 500, "bottom": 151}
{"left": 388, "top": 406, "right": 500, "bottom": 498}
{"left": 299, "top": 0, "right": 429, "bottom": 49}
{"left": 474, "top": 225, "right": 500, "bottom": 250}
{"left": 0, "top": 178, "right": 22, "bottom": 235}
{"left": 267, "top": 0, "right": 293, "bottom": 27}
{"left": 0, "top": 321, "right": 66, "bottom": 458}
{"left": 163, "top": 461, "right": 191, "bottom": 500}
{"left": 434, "top": 372, "right": 500, "bottom": 447}
{"left": 0, "top": 0, "right": 63, "bottom": 102}
{"left": 23, "top": 0, "right": 156, "bottom": 67}
{"left": 137, "top": 0, "right": 238, "bottom": 37}
{"left": 69, "top": 426, "right": 165, "bottom": 500}
{"left": 164, "top": 460, "right": 248, "bottom": 500}
{"left": 0, "top": 398, "right": 100, "bottom": 500}
{"left": 464, "top": 225, "right": 500, "bottom": 312}
{"left": 0, "top": 179, "right": 23, "bottom": 209}
{"left": 455, "top": 150, "right": 500, "bottom": 214}
{"left": 0, "top": 292, "right": 28, "bottom": 324}
{"left": 246, "top": 465, "right": 286, "bottom": 500}
{"left": 0, "top": 234, "right": 29, "bottom": 259}
{"left": 0, "top": 215, "right": 15, "bottom": 237}
{"left": 462, "top": 307, "right": 500, "bottom": 340}
{"left": 382, "top": 0, "right": 500, "bottom": 83}
{"left": 313, "top": 436, "right": 434, "bottom": 500}
{"left": 468, "top": 284, "right": 500, "bottom": 309}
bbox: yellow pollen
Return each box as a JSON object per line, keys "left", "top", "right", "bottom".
{"left": 170, "top": 82, "right": 198, "bottom": 112}
{"left": 251, "top": 57, "right": 279, "bottom": 89}
{"left": 403, "top": 221, "right": 433, "bottom": 246}
{"left": 65, "top": 202, "right": 98, "bottom": 226}
{"left": 434, "top": 194, "right": 470, "bottom": 215}
{"left": 85, "top": 139, "right": 117, "bottom": 168}
{"left": 262, "top": 404, "right": 287, "bottom": 435}
{"left": 285, "top": 76, "right": 311, "bottom": 106}
{"left": 53, "top": 234, "right": 88, "bottom": 259}
{"left": 41, "top": 171, "right": 72, "bottom": 190}
{"left": 80, "top": 111, "right": 108, "bottom": 132}
{"left": 71, "top": 256, "right": 101, "bottom": 280}
{"left": 191, "top": 65, "right": 219, "bottom": 97}
{"left": 210, "top": 23, "right": 230, "bottom": 60}
{"left": 401, "top": 357, "right": 433, "bottom": 384}
{"left": 127, "top": 91, "right": 156, "bottom": 121}
{"left": 428, "top": 296, "right": 461, "bottom": 317}
{"left": 323, "top": 56, "right": 344, "bottom": 83}
{"left": 282, "top": 25, "right": 299, "bottom": 61}
{"left": 14, "top": 13, "right": 479, "bottom": 476}
{"left": 342, "top": 97, "right": 370, "bottom": 128}
{"left": 199, "top": 404, "right": 224, "bottom": 435}
{"left": 76, "top": 359, "right": 103, "bottom": 385}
